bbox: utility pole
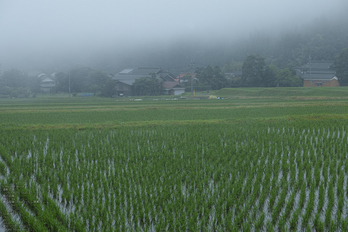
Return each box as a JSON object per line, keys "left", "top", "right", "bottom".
{"left": 68, "top": 73, "right": 71, "bottom": 97}
{"left": 0, "top": 63, "right": 2, "bottom": 93}
{"left": 309, "top": 54, "right": 312, "bottom": 87}
{"left": 189, "top": 60, "right": 195, "bottom": 95}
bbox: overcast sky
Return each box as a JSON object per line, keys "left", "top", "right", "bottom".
{"left": 0, "top": 0, "right": 347, "bottom": 70}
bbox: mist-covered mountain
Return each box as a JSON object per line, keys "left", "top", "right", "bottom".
{"left": 1, "top": 0, "right": 347, "bottom": 74}
{"left": 108, "top": 14, "right": 348, "bottom": 75}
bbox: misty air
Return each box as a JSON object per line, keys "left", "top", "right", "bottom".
{"left": 0, "top": 0, "right": 348, "bottom": 231}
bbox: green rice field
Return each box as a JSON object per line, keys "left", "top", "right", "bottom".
{"left": 1, "top": 88, "right": 348, "bottom": 231}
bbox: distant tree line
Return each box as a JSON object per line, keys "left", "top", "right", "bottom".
{"left": 0, "top": 69, "right": 39, "bottom": 98}
{"left": 184, "top": 55, "right": 302, "bottom": 90}
{"left": 1, "top": 46, "right": 348, "bottom": 99}
{"left": 185, "top": 45, "right": 348, "bottom": 89}
{"left": 335, "top": 48, "right": 348, "bottom": 86}
{"left": 239, "top": 55, "right": 302, "bottom": 87}
{"left": 132, "top": 75, "right": 163, "bottom": 96}
{"left": 0, "top": 67, "right": 116, "bottom": 98}
{"left": 2, "top": 13, "right": 348, "bottom": 96}
{"left": 55, "top": 67, "right": 116, "bottom": 97}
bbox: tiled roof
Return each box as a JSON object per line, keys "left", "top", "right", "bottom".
{"left": 302, "top": 73, "right": 336, "bottom": 80}
{"left": 113, "top": 75, "right": 142, "bottom": 85}
{"left": 41, "top": 77, "right": 55, "bottom": 82}
{"left": 177, "top": 73, "right": 196, "bottom": 79}
{"left": 119, "top": 69, "right": 133, "bottom": 74}
{"left": 113, "top": 67, "right": 174, "bottom": 86}
{"left": 129, "top": 67, "right": 161, "bottom": 75}
{"left": 298, "top": 60, "right": 336, "bottom": 81}
{"left": 113, "top": 67, "right": 161, "bottom": 85}
{"left": 38, "top": 73, "right": 47, "bottom": 78}
{"left": 163, "top": 81, "right": 180, "bottom": 90}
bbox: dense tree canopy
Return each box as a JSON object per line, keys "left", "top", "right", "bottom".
{"left": 223, "top": 61, "right": 243, "bottom": 73}
{"left": 335, "top": 48, "right": 348, "bottom": 86}
{"left": 69, "top": 67, "right": 92, "bottom": 93}
{"left": 263, "top": 65, "right": 278, "bottom": 87}
{"left": 1, "top": 69, "right": 27, "bottom": 88}
{"left": 274, "top": 68, "right": 302, "bottom": 87}
{"left": 0, "top": 69, "right": 35, "bottom": 97}
{"left": 133, "top": 76, "right": 163, "bottom": 96}
{"left": 195, "top": 65, "right": 227, "bottom": 91}
{"left": 55, "top": 72, "right": 68, "bottom": 93}
{"left": 241, "top": 57, "right": 302, "bottom": 87}
{"left": 241, "top": 55, "right": 266, "bottom": 87}
{"left": 56, "top": 68, "right": 114, "bottom": 95}
{"left": 99, "top": 79, "right": 117, "bottom": 97}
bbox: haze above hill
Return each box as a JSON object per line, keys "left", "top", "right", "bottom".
{"left": 1, "top": 0, "right": 347, "bottom": 73}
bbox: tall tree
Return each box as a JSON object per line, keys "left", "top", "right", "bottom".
{"left": 335, "top": 48, "right": 348, "bottom": 86}
{"left": 275, "top": 68, "right": 302, "bottom": 87}
{"left": 69, "top": 67, "right": 92, "bottom": 93}
{"left": 56, "top": 69, "right": 112, "bottom": 95}
{"left": 195, "top": 65, "right": 227, "bottom": 90}
{"left": 1, "top": 69, "right": 28, "bottom": 88}
{"left": 100, "top": 79, "right": 117, "bottom": 97}
{"left": 241, "top": 55, "right": 266, "bottom": 87}
{"left": 223, "top": 61, "right": 243, "bottom": 73}
{"left": 88, "top": 70, "right": 111, "bottom": 95}
{"left": 211, "top": 66, "right": 228, "bottom": 90}
{"left": 133, "top": 76, "right": 163, "bottom": 96}
{"left": 263, "top": 65, "right": 278, "bottom": 87}
{"left": 55, "top": 72, "right": 69, "bottom": 92}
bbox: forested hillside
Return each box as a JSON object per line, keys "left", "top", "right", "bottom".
{"left": 126, "top": 14, "right": 348, "bottom": 73}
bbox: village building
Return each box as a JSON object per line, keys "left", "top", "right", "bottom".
{"left": 39, "top": 73, "right": 57, "bottom": 93}
{"left": 162, "top": 81, "right": 185, "bottom": 95}
{"left": 297, "top": 61, "right": 339, "bottom": 87}
{"left": 112, "top": 67, "right": 183, "bottom": 96}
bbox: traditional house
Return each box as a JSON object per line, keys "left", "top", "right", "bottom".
{"left": 162, "top": 81, "right": 185, "bottom": 95}
{"left": 39, "top": 73, "right": 56, "bottom": 93}
{"left": 297, "top": 61, "right": 339, "bottom": 87}
{"left": 112, "top": 67, "right": 178, "bottom": 96}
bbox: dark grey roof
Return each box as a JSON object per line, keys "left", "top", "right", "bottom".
{"left": 302, "top": 73, "right": 336, "bottom": 80}
{"left": 309, "top": 70, "right": 336, "bottom": 75}
{"left": 301, "top": 61, "right": 334, "bottom": 70}
{"left": 159, "top": 72, "right": 176, "bottom": 81}
{"left": 119, "top": 69, "right": 133, "bottom": 74}
{"left": 113, "top": 67, "right": 174, "bottom": 86}
{"left": 163, "top": 81, "right": 180, "bottom": 90}
{"left": 128, "top": 67, "right": 161, "bottom": 75}
{"left": 297, "top": 60, "right": 336, "bottom": 80}
{"left": 114, "top": 75, "right": 141, "bottom": 85}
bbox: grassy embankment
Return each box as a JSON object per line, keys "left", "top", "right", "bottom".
{"left": 213, "top": 87, "right": 348, "bottom": 98}
{"left": 1, "top": 87, "right": 348, "bottom": 129}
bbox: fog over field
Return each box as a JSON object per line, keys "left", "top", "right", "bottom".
{"left": 0, "top": 0, "right": 347, "bottom": 71}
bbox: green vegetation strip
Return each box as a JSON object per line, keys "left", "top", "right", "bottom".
{"left": 2, "top": 101, "right": 348, "bottom": 126}
{"left": 1, "top": 119, "right": 348, "bottom": 230}
{"left": 214, "top": 87, "right": 348, "bottom": 97}
{"left": 2, "top": 91, "right": 348, "bottom": 231}
{"left": 1, "top": 114, "right": 348, "bottom": 130}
